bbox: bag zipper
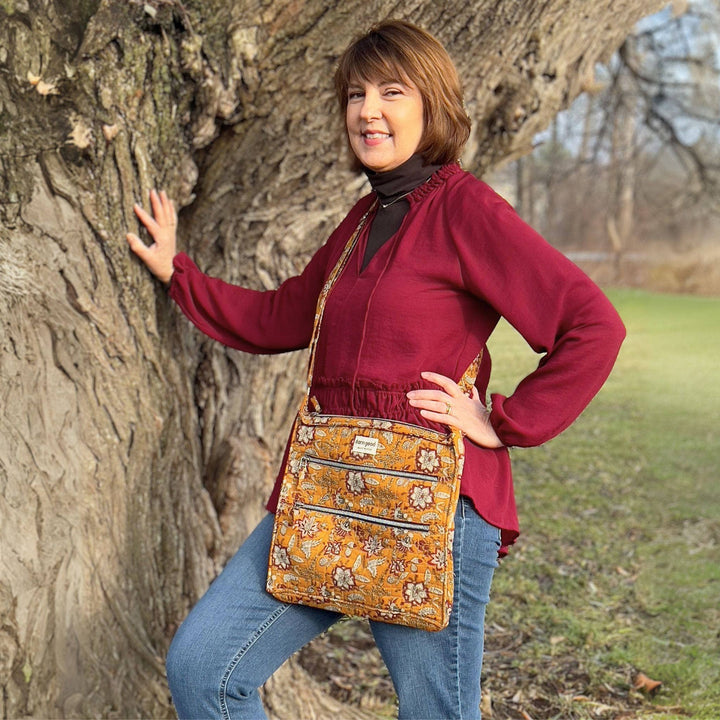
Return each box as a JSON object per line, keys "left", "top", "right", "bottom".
{"left": 307, "top": 409, "right": 448, "bottom": 437}
{"left": 301, "top": 454, "right": 439, "bottom": 483}
{"left": 295, "top": 501, "right": 430, "bottom": 533}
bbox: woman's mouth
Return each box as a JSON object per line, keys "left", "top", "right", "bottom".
{"left": 362, "top": 131, "right": 390, "bottom": 146}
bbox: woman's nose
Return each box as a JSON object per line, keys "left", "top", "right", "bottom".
{"left": 360, "top": 90, "right": 382, "bottom": 121}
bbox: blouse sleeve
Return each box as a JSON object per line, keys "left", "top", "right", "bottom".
{"left": 450, "top": 181, "right": 626, "bottom": 448}
{"left": 168, "top": 199, "right": 372, "bottom": 354}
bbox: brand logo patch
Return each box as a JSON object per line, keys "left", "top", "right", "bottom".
{"left": 351, "top": 435, "right": 379, "bottom": 456}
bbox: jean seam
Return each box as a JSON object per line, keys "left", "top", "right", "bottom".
{"left": 452, "top": 500, "right": 465, "bottom": 719}
{"left": 218, "top": 602, "right": 292, "bottom": 720}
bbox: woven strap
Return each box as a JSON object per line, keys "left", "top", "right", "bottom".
{"left": 304, "top": 204, "right": 481, "bottom": 400}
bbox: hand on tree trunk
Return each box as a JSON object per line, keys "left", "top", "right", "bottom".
{"left": 127, "top": 189, "right": 178, "bottom": 284}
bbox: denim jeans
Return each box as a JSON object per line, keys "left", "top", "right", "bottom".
{"left": 166, "top": 496, "right": 500, "bottom": 720}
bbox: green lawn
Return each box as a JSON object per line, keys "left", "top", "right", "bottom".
{"left": 485, "top": 289, "right": 720, "bottom": 719}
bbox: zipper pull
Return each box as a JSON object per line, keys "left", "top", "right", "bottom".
{"left": 299, "top": 455, "right": 308, "bottom": 474}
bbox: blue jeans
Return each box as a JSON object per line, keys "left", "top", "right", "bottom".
{"left": 166, "top": 496, "right": 500, "bottom": 720}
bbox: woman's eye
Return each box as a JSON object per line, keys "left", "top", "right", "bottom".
{"left": 348, "top": 90, "right": 364, "bottom": 101}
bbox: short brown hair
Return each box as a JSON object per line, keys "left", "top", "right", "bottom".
{"left": 334, "top": 20, "right": 471, "bottom": 167}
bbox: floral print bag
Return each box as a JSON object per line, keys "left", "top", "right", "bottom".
{"left": 266, "top": 207, "right": 480, "bottom": 631}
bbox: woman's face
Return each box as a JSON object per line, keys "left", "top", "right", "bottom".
{"left": 345, "top": 77, "right": 424, "bottom": 172}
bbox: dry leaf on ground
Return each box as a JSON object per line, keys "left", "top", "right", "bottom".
{"left": 633, "top": 671, "right": 662, "bottom": 693}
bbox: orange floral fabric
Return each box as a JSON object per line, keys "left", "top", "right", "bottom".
{"left": 266, "top": 407, "right": 465, "bottom": 631}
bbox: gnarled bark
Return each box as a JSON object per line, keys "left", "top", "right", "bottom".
{"left": 0, "top": 0, "right": 665, "bottom": 716}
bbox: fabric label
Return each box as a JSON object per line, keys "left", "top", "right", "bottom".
{"left": 351, "top": 435, "right": 379, "bottom": 456}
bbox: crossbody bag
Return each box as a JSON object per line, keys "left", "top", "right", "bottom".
{"left": 266, "top": 207, "right": 481, "bottom": 631}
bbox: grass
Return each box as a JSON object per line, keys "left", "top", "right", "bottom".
{"left": 484, "top": 288, "right": 720, "bottom": 719}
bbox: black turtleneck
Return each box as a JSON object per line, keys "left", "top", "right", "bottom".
{"left": 362, "top": 154, "right": 441, "bottom": 271}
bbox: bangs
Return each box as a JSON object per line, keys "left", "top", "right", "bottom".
{"left": 336, "top": 35, "right": 415, "bottom": 102}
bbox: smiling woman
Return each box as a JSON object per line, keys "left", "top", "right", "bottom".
{"left": 345, "top": 79, "right": 424, "bottom": 172}
{"left": 334, "top": 20, "right": 471, "bottom": 171}
{"left": 127, "top": 18, "right": 625, "bottom": 720}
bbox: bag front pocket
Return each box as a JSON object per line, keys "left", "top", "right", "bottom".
{"left": 301, "top": 454, "right": 440, "bottom": 483}
{"left": 294, "top": 501, "right": 431, "bottom": 533}
{"left": 269, "top": 497, "right": 453, "bottom": 630}
{"left": 296, "top": 453, "right": 449, "bottom": 530}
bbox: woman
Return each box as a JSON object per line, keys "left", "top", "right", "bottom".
{"left": 127, "top": 20, "right": 625, "bottom": 720}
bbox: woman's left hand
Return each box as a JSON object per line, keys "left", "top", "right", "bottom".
{"left": 407, "top": 372, "right": 504, "bottom": 449}
{"left": 126, "top": 189, "right": 177, "bottom": 284}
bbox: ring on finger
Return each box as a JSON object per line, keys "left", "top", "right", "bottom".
{"left": 445, "top": 402, "right": 452, "bottom": 414}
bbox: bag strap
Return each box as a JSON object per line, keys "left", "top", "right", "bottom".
{"left": 304, "top": 203, "right": 481, "bottom": 400}
{"left": 304, "top": 204, "right": 375, "bottom": 391}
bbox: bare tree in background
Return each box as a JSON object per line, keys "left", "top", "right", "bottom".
{"left": 628, "top": 0, "right": 720, "bottom": 211}
{"left": 608, "top": 62, "right": 639, "bottom": 278}
{"left": 515, "top": 0, "right": 720, "bottom": 261}
{"left": 0, "top": 1, "right": 666, "bottom": 717}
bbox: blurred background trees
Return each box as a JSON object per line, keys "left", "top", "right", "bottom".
{"left": 497, "top": 0, "right": 720, "bottom": 293}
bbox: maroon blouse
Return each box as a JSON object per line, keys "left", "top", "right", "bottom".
{"left": 169, "top": 164, "right": 626, "bottom": 553}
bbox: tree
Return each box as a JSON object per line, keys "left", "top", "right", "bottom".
{"left": 607, "top": 60, "right": 640, "bottom": 279}
{"left": 514, "top": 0, "right": 720, "bottom": 263}
{"left": 623, "top": 0, "right": 720, "bottom": 212}
{"left": 0, "top": 1, "right": 666, "bottom": 717}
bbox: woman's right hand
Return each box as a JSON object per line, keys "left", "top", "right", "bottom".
{"left": 126, "top": 189, "right": 177, "bottom": 284}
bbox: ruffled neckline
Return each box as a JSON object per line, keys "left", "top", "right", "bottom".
{"left": 405, "top": 163, "right": 461, "bottom": 206}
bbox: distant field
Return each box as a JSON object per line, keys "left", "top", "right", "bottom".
{"left": 484, "top": 289, "right": 720, "bottom": 719}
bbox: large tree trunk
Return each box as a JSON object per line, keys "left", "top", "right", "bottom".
{"left": 0, "top": 1, "right": 665, "bottom": 717}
